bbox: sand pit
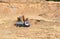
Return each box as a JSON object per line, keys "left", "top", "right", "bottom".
{"left": 0, "top": 1, "right": 60, "bottom": 39}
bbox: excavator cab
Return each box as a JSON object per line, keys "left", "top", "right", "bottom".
{"left": 14, "top": 15, "right": 30, "bottom": 27}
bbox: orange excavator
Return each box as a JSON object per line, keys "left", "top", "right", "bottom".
{"left": 14, "top": 15, "right": 30, "bottom": 27}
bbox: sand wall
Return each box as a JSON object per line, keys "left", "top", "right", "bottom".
{"left": 0, "top": 1, "right": 60, "bottom": 19}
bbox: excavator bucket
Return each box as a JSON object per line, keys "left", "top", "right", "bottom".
{"left": 23, "top": 18, "right": 30, "bottom": 27}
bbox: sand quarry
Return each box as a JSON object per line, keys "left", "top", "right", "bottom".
{"left": 0, "top": 1, "right": 60, "bottom": 39}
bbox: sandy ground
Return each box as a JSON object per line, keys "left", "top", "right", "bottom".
{"left": 0, "top": 2, "right": 60, "bottom": 39}
{"left": 0, "top": 13, "right": 60, "bottom": 39}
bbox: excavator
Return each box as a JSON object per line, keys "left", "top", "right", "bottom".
{"left": 14, "top": 15, "right": 30, "bottom": 27}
